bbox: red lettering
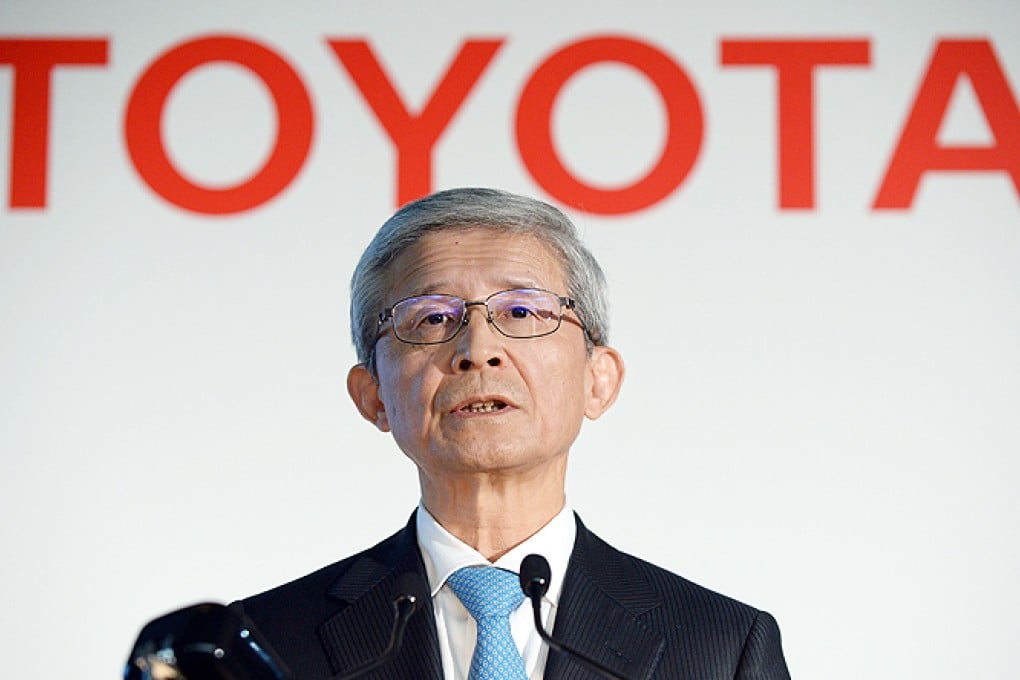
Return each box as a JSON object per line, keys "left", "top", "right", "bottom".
{"left": 328, "top": 39, "right": 503, "bottom": 207}
{"left": 874, "top": 39, "right": 1020, "bottom": 209}
{"left": 721, "top": 39, "right": 870, "bottom": 209}
{"left": 124, "top": 35, "right": 313, "bottom": 215}
{"left": 516, "top": 36, "right": 703, "bottom": 215}
{"left": 0, "top": 38, "right": 108, "bottom": 208}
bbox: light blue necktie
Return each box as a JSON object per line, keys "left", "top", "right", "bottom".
{"left": 446, "top": 566, "right": 528, "bottom": 680}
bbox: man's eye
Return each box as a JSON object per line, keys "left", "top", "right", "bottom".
{"left": 508, "top": 306, "right": 534, "bottom": 319}
{"left": 425, "top": 312, "right": 449, "bottom": 325}
{"left": 412, "top": 309, "right": 457, "bottom": 328}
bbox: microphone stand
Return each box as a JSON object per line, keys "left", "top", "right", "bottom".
{"left": 520, "top": 554, "right": 627, "bottom": 680}
{"left": 334, "top": 572, "right": 427, "bottom": 680}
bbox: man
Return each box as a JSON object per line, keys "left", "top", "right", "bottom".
{"left": 233, "top": 188, "right": 790, "bottom": 679}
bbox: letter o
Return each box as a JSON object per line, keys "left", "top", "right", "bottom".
{"left": 516, "top": 36, "right": 704, "bottom": 214}
{"left": 125, "top": 35, "right": 313, "bottom": 215}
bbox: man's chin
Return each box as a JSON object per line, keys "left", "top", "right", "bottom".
{"left": 415, "top": 445, "right": 568, "bottom": 480}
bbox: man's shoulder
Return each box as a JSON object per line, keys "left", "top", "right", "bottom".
{"left": 572, "top": 518, "right": 770, "bottom": 630}
{"left": 238, "top": 521, "right": 411, "bottom": 612}
{"left": 232, "top": 520, "right": 418, "bottom": 651}
{"left": 229, "top": 518, "right": 430, "bottom": 680}
{"left": 569, "top": 520, "right": 789, "bottom": 678}
{"left": 230, "top": 521, "right": 420, "bottom": 679}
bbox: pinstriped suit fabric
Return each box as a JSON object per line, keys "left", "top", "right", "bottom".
{"left": 232, "top": 511, "right": 790, "bottom": 680}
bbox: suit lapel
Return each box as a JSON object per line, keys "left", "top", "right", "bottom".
{"left": 317, "top": 514, "right": 442, "bottom": 679}
{"left": 545, "top": 517, "right": 666, "bottom": 680}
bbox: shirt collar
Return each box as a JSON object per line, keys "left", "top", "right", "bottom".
{"left": 416, "top": 501, "right": 576, "bottom": 605}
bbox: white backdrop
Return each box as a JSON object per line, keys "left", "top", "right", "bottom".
{"left": 2, "top": 1, "right": 1018, "bottom": 678}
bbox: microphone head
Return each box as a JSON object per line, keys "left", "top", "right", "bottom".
{"left": 519, "top": 554, "right": 551, "bottom": 599}
{"left": 391, "top": 571, "right": 430, "bottom": 614}
{"left": 124, "top": 602, "right": 287, "bottom": 680}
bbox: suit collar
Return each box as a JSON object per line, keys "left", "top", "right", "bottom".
{"left": 545, "top": 515, "right": 666, "bottom": 680}
{"left": 317, "top": 512, "right": 442, "bottom": 679}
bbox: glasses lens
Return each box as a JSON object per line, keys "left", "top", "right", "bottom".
{"left": 488, "top": 289, "right": 562, "bottom": 338}
{"left": 392, "top": 295, "right": 465, "bottom": 344}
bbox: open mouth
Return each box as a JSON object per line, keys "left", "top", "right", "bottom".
{"left": 459, "top": 400, "right": 508, "bottom": 413}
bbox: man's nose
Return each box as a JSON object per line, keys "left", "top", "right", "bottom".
{"left": 450, "top": 305, "right": 504, "bottom": 371}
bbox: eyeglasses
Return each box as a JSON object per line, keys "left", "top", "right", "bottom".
{"left": 378, "top": 288, "right": 583, "bottom": 345}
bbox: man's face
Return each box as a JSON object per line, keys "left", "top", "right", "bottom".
{"left": 348, "top": 228, "right": 622, "bottom": 482}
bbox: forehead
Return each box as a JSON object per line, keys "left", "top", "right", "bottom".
{"left": 387, "top": 227, "right": 568, "bottom": 298}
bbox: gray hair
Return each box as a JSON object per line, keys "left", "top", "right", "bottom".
{"left": 350, "top": 187, "right": 610, "bottom": 372}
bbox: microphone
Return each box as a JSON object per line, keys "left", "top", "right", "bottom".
{"left": 124, "top": 602, "right": 288, "bottom": 680}
{"left": 519, "top": 554, "right": 627, "bottom": 680}
{"left": 335, "top": 571, "right": 430, "bottom": 680}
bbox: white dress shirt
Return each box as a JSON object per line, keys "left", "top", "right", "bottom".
{"left": 416, "top": 502, "right": 576, "bottom": 680}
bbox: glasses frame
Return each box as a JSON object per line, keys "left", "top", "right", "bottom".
{"left": 377, "top": 287, "right": 584, "bottom": 346}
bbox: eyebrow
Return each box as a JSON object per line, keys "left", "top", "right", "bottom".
{"left": 411, "top": 280, "right": 543, "bottom": 296}
{"left": 413, "top": 283, "right": 454, "bottom": 296}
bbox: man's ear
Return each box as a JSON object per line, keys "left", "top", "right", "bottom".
{"left": 584, "top": 345, "right": 625, "bottom": 419}
{"left": 347, "top": 364, "right": 390, "bottom": 432}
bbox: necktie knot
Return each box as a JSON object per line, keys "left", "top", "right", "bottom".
{"left": 446, "top": 566, "right": 525, "bottom": 620}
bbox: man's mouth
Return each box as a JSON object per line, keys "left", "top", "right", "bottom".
{"left": 459, "top": 399, "right": 508, "bottom": 413}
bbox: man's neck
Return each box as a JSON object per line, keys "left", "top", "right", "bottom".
{"left": 418, "top": 464, "right": 567, "bottom": 562}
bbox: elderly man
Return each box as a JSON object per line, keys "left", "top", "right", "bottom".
{"left": 234, "top": 188, "right": 790, "bottom": 679}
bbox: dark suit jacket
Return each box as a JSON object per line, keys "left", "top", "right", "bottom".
{"left": 232, "top": 512, "right": 790, "bottom": 679}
